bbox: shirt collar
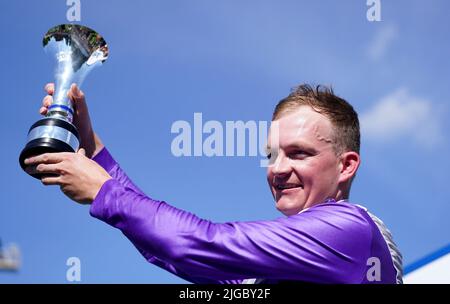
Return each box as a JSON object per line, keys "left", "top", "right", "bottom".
{"left": 297, "top": 197, "right": 347, "bottom": 214}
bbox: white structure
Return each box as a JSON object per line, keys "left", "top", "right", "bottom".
{"left": 404, "top": 244, "right": 450, "bottom": 284}
{"left": 0, "top": 243, "right": 21, "bottom": 271}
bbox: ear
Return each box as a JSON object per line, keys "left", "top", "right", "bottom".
{"left": 338, "top": 151, "right": 360, "bottom": 184}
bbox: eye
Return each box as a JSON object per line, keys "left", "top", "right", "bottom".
{"left": 290, "top": 150, "right": 309, "bottom": 159}
{"left": 265, "top": 147, "right": 275, "bottom": 160}
{"left": 265, "top": 148, "right": 279, "bottom": 163}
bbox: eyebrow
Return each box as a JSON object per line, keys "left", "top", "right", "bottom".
{"left": 266, "top": 141, "right": 318, "bottom": 154}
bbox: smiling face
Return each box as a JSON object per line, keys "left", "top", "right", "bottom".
{"left": 267, "top": 106, "right": 347, "bottom": 216}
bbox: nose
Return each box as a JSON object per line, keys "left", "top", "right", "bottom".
{"left": 271, "top": 153, "right": 292, "bottom": 177}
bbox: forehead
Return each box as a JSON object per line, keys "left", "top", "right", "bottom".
{"left": 268, "top": 106, "right": 334, "bottom": 148}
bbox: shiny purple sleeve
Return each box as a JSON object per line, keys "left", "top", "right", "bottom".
{"left": 91, "top": 148, "right": 373, "bottom": 283}
{"left": 92, "top": 148, "right": 146, "bottom": 196}
{"left": 92, "top": 148, "right": 239, "bottom": 283}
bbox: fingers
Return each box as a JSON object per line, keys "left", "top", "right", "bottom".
{"left": 37, "top": 163, "right": 60, "bottom": 174}
{"left": 25, "top": 163, "right": 61, "bottom": 176}
{"left": 42, "top": 83, "right": 86, "bottom": 112}
{"left": 43, "top": 95, "right": 52, "bottom": 107}
{"left": 39, "top": 106, "right": 48, "bottom": 115}
{"left": 41, "top": 176, "right": 62, "bottom": 186}
{"left": 77, "top": 148, "right": 86, "bottom": 156}
{"left": 24, "top": 152, "right": 69, "bottom": 166}
{"left": 39, "top": 93, "right": 53, "bottom": 115}
{"left": 44, "top": 83, "right": 54, "bottom": 95}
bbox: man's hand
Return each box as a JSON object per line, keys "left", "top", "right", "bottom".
{"left": 24, "top": 149, "right": 112, "bottom": 204}
{"left": 40, "top": 83, "right": 104, "bottom": 158}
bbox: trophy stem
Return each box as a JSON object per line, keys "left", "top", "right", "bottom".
{"left": 50, "top": 85, "right": 74, "bottom": 122}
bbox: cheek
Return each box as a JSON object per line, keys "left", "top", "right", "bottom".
{"left": 311, "top": 159, "right": 341, "bottom": 188}
{"left": 292, "top": 158, "right": 338, "bottom": 185}
{"left": 291, "top": 162, "right": 312, "bottom": 182}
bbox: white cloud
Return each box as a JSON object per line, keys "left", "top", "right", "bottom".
{"left": 360, "top": 88, "right": 444, "bottom": 148}
{"left": 366, "top": 24, "right": 398, "bottom": 61}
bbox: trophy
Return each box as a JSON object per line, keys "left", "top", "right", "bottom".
{"left": 19, "top": 24, "right": 108, "bottom": 178}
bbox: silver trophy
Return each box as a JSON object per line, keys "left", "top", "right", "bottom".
{"left": 19, "top": 24, "right": 108, "bottom": 178}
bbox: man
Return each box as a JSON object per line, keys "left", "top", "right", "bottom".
{"left": 25, "top": 83, "right": 403, "bottom": 283}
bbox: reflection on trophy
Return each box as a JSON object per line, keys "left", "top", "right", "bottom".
{"left": 19, "top": 24, "right": 108, "bottom": 178}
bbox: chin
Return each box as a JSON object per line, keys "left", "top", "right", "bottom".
{"left": 276, "top": 199, "right": 303, "bottom": 216}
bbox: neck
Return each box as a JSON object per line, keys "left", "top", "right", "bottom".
{"left": 335, "top": 187, "right": 350, "bottom": 202}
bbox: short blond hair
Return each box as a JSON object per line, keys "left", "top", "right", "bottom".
{"left": 273, "top": 84, "right": 360, "bottom": 155}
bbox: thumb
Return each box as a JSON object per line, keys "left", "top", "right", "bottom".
{"left": 68, "top": 84, "right": 86, "bottom": 105}
{"left": 77, "top": 148, "right": 86, "bottom": 156}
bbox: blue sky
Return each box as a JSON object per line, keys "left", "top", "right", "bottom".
{"left": 1, "top": 0, "right": 449, "bottom": 283}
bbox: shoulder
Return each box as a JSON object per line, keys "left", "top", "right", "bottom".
{"left": 276, "top": 201, "right": 375, "bottom": 283}
{"left": 295, "top": 201, "right": 373, "bottom": 233}
{"left": 286, "top": 201, "right": 374, "bottom": 256}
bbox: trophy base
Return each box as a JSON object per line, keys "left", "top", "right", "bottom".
{"left": 19, "top": 117, "right": 80, "bottom": 179}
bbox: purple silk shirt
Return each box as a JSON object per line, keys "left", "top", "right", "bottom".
{"left": 90, "top": 147, "right": 398, "bottom": 284}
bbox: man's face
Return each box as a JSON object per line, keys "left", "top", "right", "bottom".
{"left": 267, "top": 106, "right": 343, "bottom": 216}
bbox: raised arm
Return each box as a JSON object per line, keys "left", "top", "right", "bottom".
{"left": 90, "top": 181, "right": 373, "bottom": 283}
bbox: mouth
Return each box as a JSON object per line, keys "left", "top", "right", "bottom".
{"left": 274, "top": 183, "right": 303, "bottom": 192}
